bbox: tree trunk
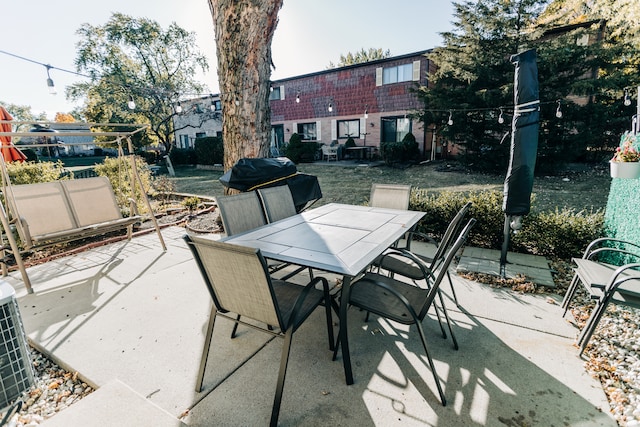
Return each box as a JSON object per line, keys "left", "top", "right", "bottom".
{"left": 209, "top": 0, "right": 283, "bottom": 184}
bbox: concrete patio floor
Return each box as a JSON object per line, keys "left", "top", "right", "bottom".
{"left": 4, "top": 226, "right": 616, "bottom": 426}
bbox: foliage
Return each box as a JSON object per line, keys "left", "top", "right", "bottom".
{"left": 1, "top": 103, "right": 47, "bottom": 132}
{"left": 513, "top": 208, "right": 604, "bottom": 259}
{"left": 284, "top": 133, "right": 317, "bottom": 163}
{"left": 151, "top": 175, "right": 177, "bottom": 209}
{"left": 169, "top": 148, "right": 197, "bottom": 165}
{"left": 327, "top": 48, "right": 392, "bottom": 68}
{"left": 68, "top": 13, "right": 210, "bottom": 152}
{"left": 611, "top": 133, "right": 640, "bottom": 162}
{"left": 344, "top": 137, "right": 356, "bottom": 148}
{"left": 182, "top": 196, "right": 202, "bottom": 212}
{"left": 409, "top": 188, "right": 604, "bottom": 259}
{"left": 54, "top": 113, "right": 75, "bottom": 123}
{"left": 380, "top": 132, "right": 420, "bottom": 165}
{"left": 94, "top": 156, "right": 154, "bottom": 214}
{"left": 194, "top": 136, "right": 224, "bottom": 165}
{"left": 417, "top": 0, "right": 640, "bottom": 173}
{"left": 5, "top": 161, "right": 69, "bottom": 184}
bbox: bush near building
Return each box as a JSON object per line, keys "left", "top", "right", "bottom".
{"left": 194, "top": 136, "right": 224, "bottom": 165}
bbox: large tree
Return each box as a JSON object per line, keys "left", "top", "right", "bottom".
{"left": 327, "top": 48, "right": 392, "bottom": 69}
{"left": 418, "top": 0, "right": 639, "bottom": 172}
{"left": 208, "top": 0, "right": 283, "bottom": 173}
{"left": 68, "top": 13, "right": 212, "bottom": 152}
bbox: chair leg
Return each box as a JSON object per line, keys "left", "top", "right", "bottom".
{"left": 415, "top": 321, "right": 447, "bottom": 406}
{"left": 196, "top": 306, "right": 218, "bottom": 392}
{"left": 446, "top": 271, "right": 460, "bottom": 308}
{"left": 230, "top": 314, "right": 241, "bottom": 338}
{"left": 561, "top": 273, "right": 581, "bottom": 316}
{"left": 436, "top": 289, "right": 458, "bottom": 350}
{"left": 271, "top": 329, "right": 293, "bottom": 427}
{"left": 323, "top": 287, "right": 335, "bottom": 351}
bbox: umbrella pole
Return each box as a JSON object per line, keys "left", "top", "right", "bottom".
{"left": 499, "top": 214, "right": 511, "bottom": 278}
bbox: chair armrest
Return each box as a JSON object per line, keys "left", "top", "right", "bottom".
{"left": 605, "top": 263, "right": 640, "bottom": 292}
{"left": 403, "top": 231, "right": 438, "bottom": 251}
{"left": 378, "top": 247, "right": 436, "bottom": 283}
{"left": 289, "top": 276, "right": 329, "bottom": 327}
{"left": 352, "top": 275, "right": 421, "bottom": 321}
{"left": 583, "top": 238, "right": 640, "bottom": 259}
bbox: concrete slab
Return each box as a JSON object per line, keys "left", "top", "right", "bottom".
{"left": 7, "top": 228, "right": 615, "bottom": 426}
{"left": 457, "top": 247, "right": 556, "bottom": 287}
{"left": 41, "top": 379, "right": 186, "bottom": 427}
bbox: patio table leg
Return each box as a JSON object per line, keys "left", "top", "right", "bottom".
{"left": 339, "top": 276, "right": 354, "bottom": 385}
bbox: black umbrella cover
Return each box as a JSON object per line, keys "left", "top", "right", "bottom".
{"left": 503, "top": 49, "right": 540, "bottom": 216}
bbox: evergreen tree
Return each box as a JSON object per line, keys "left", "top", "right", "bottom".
{"left": 418, "top": 0, "right": 640, "bottom": 172}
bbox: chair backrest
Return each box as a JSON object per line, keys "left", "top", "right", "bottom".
{"left": 418, "top": 218, "right": 476, "bottom": 319}
{"left": 184, "top": 234, "right": 282, "bottom": 328}
{"left": 62, "top": 177, "right": 123, "bottom": 227}
{"left": 257, "top": 185, "right": 297, "bottom": 223}
{"left": 216, "top": 191, "right": 266, "bottom": 236}
{"left": 430, "top": 201, "right": 472, "bottom": 263}
{"left": 10, "top": 181, "right": 75, "bottom": 238}
{"left": 369, "top": 183, "right": 411, "bottom": 210}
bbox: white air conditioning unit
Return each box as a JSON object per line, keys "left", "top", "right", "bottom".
{"left": 0, "top": 281, "right": 34, "bottom": 410}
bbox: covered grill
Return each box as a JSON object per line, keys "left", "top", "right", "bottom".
{"left": 219, "top": 157, "right": 322, "bottom": 212}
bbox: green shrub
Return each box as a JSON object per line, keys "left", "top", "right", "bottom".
{"left": 5, "top": 160, "right": 69, "bottom": 184}
{"left": 137, "top": 150, "right": 161, "bottom": 165}
{"left": 194, "top": 136, "right": 224, "bottom": 165}
{"left": 513, "top": 208, "right": 604, "bottom": 259}
{"left": 169, "top": 148, "right": 197, "bottom": 165}
{"left": 409, "top": 188, "right": 604, "bottom": 260}
{"left": 284, "top": 133, "right": 318, "bottom": 163}
{"left": 380, "top": 133, "right": 420, "bottom": 165}
{"left": 94, "top": 156, "right": 154, "bottom": 215}
{"left": 182, "top": 196, "right": 202, "bottom": 212}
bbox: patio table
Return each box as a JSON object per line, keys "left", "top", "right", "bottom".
{"left": 221, "top": 203, "right": 425, "bottom": 385}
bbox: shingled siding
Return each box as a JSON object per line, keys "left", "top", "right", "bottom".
{"left": 270, "top": 51, "right": 431, "bottom": 154}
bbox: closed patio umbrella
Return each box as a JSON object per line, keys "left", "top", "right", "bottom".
{"left": 499, "top": 49, "right": 540, "bottom": 275}
{"left": 0, "top": 106, "right": 27, "bottom": 163}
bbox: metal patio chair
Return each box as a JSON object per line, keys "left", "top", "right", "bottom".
{"left": 561, "top": 237, "right": 640, "bottom": 317}
{"left": 215, "top": 191, "right": 266, "bottom": 237}
{"left": 344, "top": 218, "right": 476, "bottom": 407}
{"left": 377, "top": 202, "right": 473, "bottom": 308}
{"left": 184, "top": 235, "right": 334, "bottom": 427}
{"left": 575, "top": 262, "right": 640, "bottom": 355}
{"left": 369, "top": 183, "right": 411, "bottom": 211}
{"left": 257, "top": 185, "right": 297, "bottom": 223}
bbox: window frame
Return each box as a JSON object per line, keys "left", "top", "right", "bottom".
{"left": 337, "top": 119, "right": 361, "bottom": 139}
{"left": 381, "top": 116, "right": 412, "bottom": 143}
{"left": 296, "top": 122, "right": 317, "bottom": 141}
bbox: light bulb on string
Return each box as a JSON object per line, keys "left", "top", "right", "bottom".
{"left": 45, "top": 66, "right": 57, "bottom": 95}
{"left": 296, "top": 92, "right": 300, "bottom": 104}
{"left": 328, "top": 102, "right": 333, "bottom": 113}
{"left": 555, "top": 100, "right": 563, "bottom": 119}
{"left": 127, "top": 95, "right": 136, "bottom": 110}
{"left": 624, "top": 89, "right": 632, "bottom": 106}
{"left": 498, "top": 108, "right": 505, "bottom": 124}
{"left": 175, "top": 101, "right": 182, "bottom": 114}
{"left": 447, "top": 111, "right": 453, "bottom": 126}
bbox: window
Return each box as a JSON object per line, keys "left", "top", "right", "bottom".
{"left": 179, "top": 134, "right": 189, "bottom": 149}
{"left": 382, "top": 63, "right": 413, "bottom": 85}
{"left": 337, "top": 120, "right": 360, "bottom": 139}
{"left": 381, "top": 117, "right": 411, "bottom": 142}
{"left": 212, "top": 100, "right": 222, "bottom": 111}
{"left": 296, "top": 122, "right": 317, "bottom": 140}
{"left": 195, "top": 132, "right": 206, "bottom": 139}
{"left": 269, "top": 86, "right": 284, "bottom": 100}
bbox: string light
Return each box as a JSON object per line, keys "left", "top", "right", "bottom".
{"left": 296, "top": 91, "right": 300, "bottom": 103}
{"left": 175, "top": 101, "right": 183, "bottom": 114}
{"left": 127, "top": 95, "right": 136, "bottom": 110}
{"left": 364, "top": 105, "right": 369, "bottom": 119}
{"left": 45, "top": 66, "right": 57, "bottom": 95}
{"left": 447, "top": 110, "right": 453, "bottom": 126}
{"left": 328, "top": 101, "right": 333, "bottom": 113}
{"left": 624, "top": 89, "right": 632, "bottom": 106}
{"left": 555, "top": 100, "right": 563, "bottom": 118}
{"left": 498, "top": 107, "right": 505, "bottom": 124}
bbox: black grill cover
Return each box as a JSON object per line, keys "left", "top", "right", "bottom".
{"left": 219, "top": 157, "right": 297, "bottom": 191}
{"left": 219, "top": 157, "right": 322, "bottom": 212}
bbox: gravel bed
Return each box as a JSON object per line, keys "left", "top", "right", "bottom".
{"left": 0, "top": 346, "right": 94, "bottom": 426}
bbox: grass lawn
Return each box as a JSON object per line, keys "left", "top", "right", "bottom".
{"left": 168, "top": 160, "right": 612, "bottom": 213}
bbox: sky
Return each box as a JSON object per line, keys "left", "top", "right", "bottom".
{"left": 1, "top": 0, "right": 456, "bottom": 119}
